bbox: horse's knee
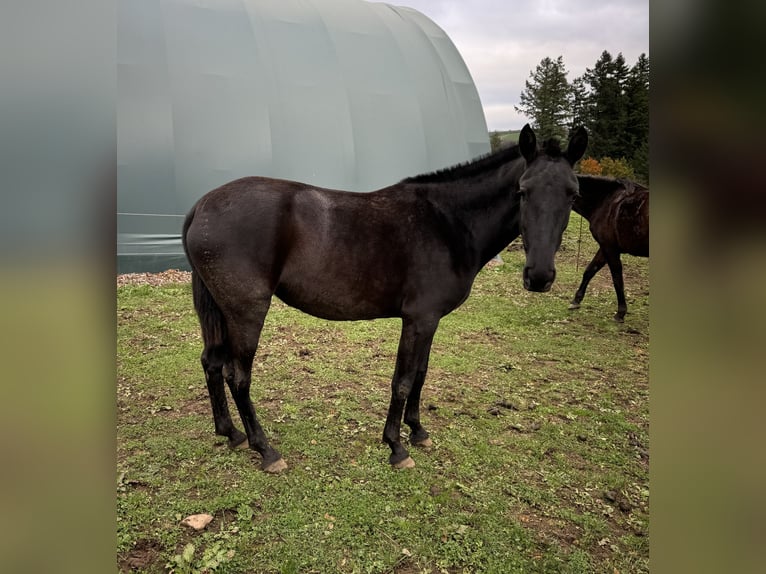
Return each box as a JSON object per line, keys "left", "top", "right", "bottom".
{"left": 202, "top": 345, "right": 229, "bottom": 369}
{"left": 226, "top": 363, "right": 252, "bottom": 394}
{"left": 201, "top": 350, "right": 224, "bottom": 382}
{"left": 200, "top": 352, "right": 211, "bottom": 372}
{"left": 393, "top": 380, "right": 413, "bottom": 402}
{"left": 222, "top": 363, "right": 235, "bottom": 385}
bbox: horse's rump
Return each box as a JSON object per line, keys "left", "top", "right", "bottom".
{"left": 614, "top": 190, "right": 649, "bottom": 257}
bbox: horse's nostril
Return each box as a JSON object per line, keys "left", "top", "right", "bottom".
{"left": 523, "top": 266, "right": 555, "bottom": 292}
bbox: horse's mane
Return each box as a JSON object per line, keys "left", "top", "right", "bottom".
{"left": 401, "top": 143, "right": 523, "bottom": 184}
{"left": 401, "top": 137, "right": 571, "bottom": 184}
{"left": 577, "top": 174, "right": 649, "bottom": 196}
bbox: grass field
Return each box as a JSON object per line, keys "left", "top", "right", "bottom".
{"left": 117, "top": 213, "right": 649, "bottom": 573}
{"left": 491, "top": 130, "right": 521, "bottom": 147}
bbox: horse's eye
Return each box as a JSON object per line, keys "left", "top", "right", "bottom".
{"left": 517, "top": 188, "right": 526, "bottom": 198}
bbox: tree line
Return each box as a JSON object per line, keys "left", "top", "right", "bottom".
{"left": 503, "top": 51, "right": 649, "bottom": 184}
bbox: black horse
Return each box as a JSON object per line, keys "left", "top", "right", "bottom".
{"left": 569, "top": 175, "right": 649, "bottom": 322}
{"left": 182, "top": 124, "right": 587, "bottom": 472}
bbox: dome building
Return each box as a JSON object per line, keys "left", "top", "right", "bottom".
{"left": 118, "top": 0, "right": 489, "bottom": 272}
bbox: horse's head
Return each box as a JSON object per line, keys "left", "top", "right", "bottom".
{"left": 518, "top": 124, "right": 588, "bottom": 292}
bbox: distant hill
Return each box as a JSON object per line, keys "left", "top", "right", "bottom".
{"left": 488, "top": 130, "right": 520, "bottom": 151}
{"left": 491, "top": 130, "right": 520, "bottom": 145}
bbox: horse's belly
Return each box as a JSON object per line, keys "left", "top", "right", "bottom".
{"left": 274, "top": 277, "right": 401, "bottom": 321}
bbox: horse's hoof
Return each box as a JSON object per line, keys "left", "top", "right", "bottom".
{"left": 392, "top": 456, "right": 416, "bottom": 470}
{"left": 263, "top": 458, "right": 288, "bottom": 474}
{"left": 614, "top": 315, "right": 625, "bottom": 323}
{"left": 412, "top": 437, "right": 433, "bottom": 448}
{"left": 228, "top": 432, "right": 248, "bottom": 449}
{"left": 568, "top": 302, "right": 581, "bottom": 310}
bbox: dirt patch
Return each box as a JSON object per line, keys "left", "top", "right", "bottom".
{"left": 174, "top": 394, "right": 214, "bottom": 417}
{"left": 516, "top": 511, "right": 581, "bottom": 547}
{"left": 119, "top": 539, "right": 162, "bottom": 572}
{"left": 394, "top": 561, "right": 461, "bottom": 574}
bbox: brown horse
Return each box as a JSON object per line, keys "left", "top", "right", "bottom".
{"left": 569, "top": 175, "right": 648, "bottom": 322}
{"left": 182, "top": 125, "right": 587, "bottom": 472}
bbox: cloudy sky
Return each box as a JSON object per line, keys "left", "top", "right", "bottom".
{"left": 395, "top": 0, "right": 649, "bottom": 131}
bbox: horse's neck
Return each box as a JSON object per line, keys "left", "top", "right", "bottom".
{"left": 572, "top": 195, "right": 598, "bottom": 219}
{"left": 471, "top": 191, "right": 521, "bottom": 265}
{"left": 575, "top": 179, "right": 623, "bottom": 220}
{"left": 429, "top": 165, "right": 523, "bottom": 265}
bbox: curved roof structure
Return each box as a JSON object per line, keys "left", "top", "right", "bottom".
{"left": 118, "top": 0, "right": 490, "bottom": 272}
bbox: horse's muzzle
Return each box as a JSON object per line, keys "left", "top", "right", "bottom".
{"left": 523, "top": 266, "right": 555, "bottom": 292}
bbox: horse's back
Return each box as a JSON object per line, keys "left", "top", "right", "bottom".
{"left": 272, "top": 183, "right": 474, "bottom": 320}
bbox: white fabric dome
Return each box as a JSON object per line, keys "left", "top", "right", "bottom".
{"left": 118, "top": 0, "right": 489, "bottom": 271}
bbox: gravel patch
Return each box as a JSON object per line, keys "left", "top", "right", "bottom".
{"left": 117, "top": 269, "right": 191, "bottom": 287}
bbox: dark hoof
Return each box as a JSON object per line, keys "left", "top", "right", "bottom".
{"left": 614, "top": 314, "right": 625, "bottom": 323}
{"left": 227, "top": 430, "right": 248, "bottom": 449}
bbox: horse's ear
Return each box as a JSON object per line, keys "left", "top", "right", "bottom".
{"left": 566, "top": 126, "right": 588, "bottom": 165}
{"left": 519, "top": 124, "right": 537, "bottom": 163}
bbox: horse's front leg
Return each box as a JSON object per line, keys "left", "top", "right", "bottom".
{"left": 570, "top": 248, "right": 607, "bottom": 310}
{"left": 404, "top": 353, "right": 435, "bottom": 448}
{"left": 383, "top": 317, "right": 439, "bottom": 469}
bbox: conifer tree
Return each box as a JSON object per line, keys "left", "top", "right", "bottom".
{"left": 579, "top": 51, "right": 629, "bottom": 159}
{"left": 511, "top": 51, "right": 650, "bottom": 183}
{"left": 624, "top": 53, "right": 650, "bottom": 182}
{"left": 569, "top": 76, "right": 589, "bottom": 136}
{"left": 515, "top": 56, "right": 571, "bottom": 142}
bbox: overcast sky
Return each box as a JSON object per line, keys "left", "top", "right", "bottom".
{"left": 394, "top": 0, "right": 649, "bottom": 131}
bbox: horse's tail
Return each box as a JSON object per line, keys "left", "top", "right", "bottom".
{"left": 182, "top": 203, "right": 228, "bottom": 350}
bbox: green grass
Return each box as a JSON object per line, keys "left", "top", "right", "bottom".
{"left": 117, "top": 213, "right": 648, "bottom": 573}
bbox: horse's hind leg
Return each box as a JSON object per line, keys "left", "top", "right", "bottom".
{"left": 224, "top": 298, "right": 287, "bottom": 473}
{"left": 604, "top": 252, "right": 627, "bottom": 322}
{"left": 383, "top": 317, "right": 439, "bottom": 469}
{"left": 201, "top": 346, "right": 247, "bottom": 448}
{"left": 570, "top": 248, "right": 607, "bottom": 310}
